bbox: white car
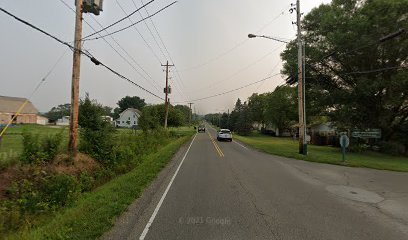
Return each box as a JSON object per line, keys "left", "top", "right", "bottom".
{"left": 217, "top": 129, "right": 232, "bottom": 142}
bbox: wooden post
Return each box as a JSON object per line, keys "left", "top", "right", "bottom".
{"left": 68, "top": 0, "right": 83, "bottom": 156}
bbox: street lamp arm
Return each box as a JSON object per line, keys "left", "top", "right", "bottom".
{"left": 247, "top": 33, "right": 290, "bottom": 44}
{"left": 259, "top": 35, "right": 290, "bottom": 44}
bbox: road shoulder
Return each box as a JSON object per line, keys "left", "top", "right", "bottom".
{"left": 102, "top": 136, "right": 195, "bottom": 240}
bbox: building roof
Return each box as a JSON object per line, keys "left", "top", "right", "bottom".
{"left": 121, "top": 108, "right": 142, "bottom": 115}
{"left": 0, "top": 96, "right": 39, "bottom": 114}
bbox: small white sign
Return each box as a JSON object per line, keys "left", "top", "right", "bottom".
{"left": 340, "top": 135, "right": 350, "bottom": 148}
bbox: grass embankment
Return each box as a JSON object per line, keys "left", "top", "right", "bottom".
{"left": 8, "top": 134, "right": 193, "bottom": 240}
{"left": 234, "top": 133, "right": 408, "bottom": 172}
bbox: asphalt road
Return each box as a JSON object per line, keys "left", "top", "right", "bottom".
{"left": 103, "top": 125, "right": 408, "bottom": 240}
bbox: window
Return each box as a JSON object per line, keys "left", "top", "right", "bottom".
{"left": 128, "top": 117, "right": 130, "bottom": 120}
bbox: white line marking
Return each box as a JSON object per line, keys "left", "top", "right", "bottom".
{"left": 233, "top": 140, "right": 248, "bottom": 150}
{"left": 139, "top": 133, "right": 197, "bottom": 240}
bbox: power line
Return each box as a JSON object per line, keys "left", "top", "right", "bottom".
{"left": 58, "top": 0, "right": 162, "bottom": 94}
{"left": 175, "top": 73, "right": 282, "bottom": 103}
{"left": 131, "top": 0, "right": 168, "bottom": 61}
{"left": 319, "top": 29, "right": 406, "bottom": 62}
{"left": 134, "top": 0, "right": 190, "bottom": 102}
{"left": 83, "top": 1, "right": 178, "bottom": 41}
{"left": 342, "top": 65, "right": 407, "bottom": 75}
{"left": 0, "top": 7, "right": 164, "bottom": 101}
{"left": 192, "top": 43, "right": 285, "bottom": 93}
{"left": 115, "top": 0, "right": 162, "bottom": 65}
{"left": 179, "top": 4, "right": 291, "bottom": 72}
{"left": 82, "top": 0, "right": 155, "bottom": 40}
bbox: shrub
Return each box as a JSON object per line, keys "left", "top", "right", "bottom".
{"left": 379, "top": 141, "right": 406, "bottom": 155}
{"left": 78, "top": 94, "right": 116, "bottom": 165}
{"left": 41, "top": 174, "right": 79, "bottom": 208}
{"left": 21, "top": 131, "right": 64, "bottom": 164}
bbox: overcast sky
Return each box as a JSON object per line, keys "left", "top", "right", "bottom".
{"left": 1, "top": 0, "right": 331, "bottom": 114}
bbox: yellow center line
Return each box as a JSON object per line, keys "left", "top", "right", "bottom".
{"left": 207, "top": 131, "right": 224, "bottom": 157}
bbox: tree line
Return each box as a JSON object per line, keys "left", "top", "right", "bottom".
{"left": 45, "top": 95, "right": 194, "bottom": 129}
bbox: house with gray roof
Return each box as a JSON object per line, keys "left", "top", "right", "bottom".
{"left": 0, "top": 96, "right": 46, "bottom": 125}
{"left": 115, "top": 108, "right": 141, "bottom": 128}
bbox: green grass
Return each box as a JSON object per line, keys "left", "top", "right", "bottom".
{"left": 169, "top": 126, "right": 196, "bottom": 136}
{"left": 234, "top": 133, "right": 408, "bottom": 172}
{"left": 0, "top": 125, "right": 68, "bottom": 169}
{"left": 7, "top": 134, "right": 192, "bottom": 240}
{"left": 0, "top": 124, "right": 195, "bottom": 170}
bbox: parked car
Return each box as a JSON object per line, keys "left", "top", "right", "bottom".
{"left": 198, "top": 125, "right": 206, "bottom": 132}
{"left": 217, "top": 129, "right": 232, "bottom": 142}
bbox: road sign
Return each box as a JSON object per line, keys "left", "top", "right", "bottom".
{"left": 340, "top": 135, "right": 350, "bottom": 148}
{"left": 340, "top": 134, "right": 349, "bottom": 162}
{"left": 351, "top": 129, "right": 381, "bottom": 139}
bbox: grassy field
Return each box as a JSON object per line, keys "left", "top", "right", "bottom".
{"left": 0, "top": 125, "right": 69, "bottom": 169}
{"left": 0, "top": 124, "right": 196, "bottom": 170}
{"left": 7, "top": 132, "right": 193, "bottom": 239}
{"left": 234, "top": 133, "right": 408, "bottom": 172}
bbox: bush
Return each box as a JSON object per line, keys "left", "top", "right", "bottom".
{"left": 41, "top": 174, "right": 79, "bottom": 208}
{"left": 379, "top": 141, "right": 406, "bottom": 155}
{"left": 78, "top": 94, "right": 116, "bottom": 165}
{"left": 21, "top": 131, "right": 64, "bottom": 164}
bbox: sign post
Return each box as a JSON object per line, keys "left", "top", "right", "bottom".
{"left": 339, "top": 133, "right": 350, "bottom": 162}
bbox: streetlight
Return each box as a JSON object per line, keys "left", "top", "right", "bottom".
{"left": 248, "top": 11, "right": 307, "bottom": 155}
{"left": 247, "top": 34, "right": 290, "bottom": 44}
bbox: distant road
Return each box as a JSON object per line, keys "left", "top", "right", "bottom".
{"left": 104, "top": 125, "right": 408, "bottom": 240}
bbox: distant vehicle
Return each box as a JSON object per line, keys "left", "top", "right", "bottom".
{"left": 217, "top": 129, "right": 232, "bottom": 142}
{"left": 198, "top": 125, "right": 206, "bottom": 132}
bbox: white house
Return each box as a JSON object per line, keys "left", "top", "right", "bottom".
{"left": 56, "top": 116, "right": 70, "bottom": 126}
{"left": 36, "top": 115, "right": 49, "bottom": 125}
{"left": 115, "top": 108, "right": 141, "bottom": 128}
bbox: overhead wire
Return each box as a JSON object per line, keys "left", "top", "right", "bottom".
{"left": 82, "top": 0, "right": 155, "bottom": 40}
{"left": 130, "top": 0, "right": 168, "bottom": 61}
{"left": 57, "top": 0, "right": 162, "bottom": 94}
{"left": 174, "top": 73, "right": 283, "bottom": 104}
{"left": 0, "top": 49, "right": 68, "bottom": 138}
{"left": 83, "top": 1, "right": 178, "bottom": 41}
{"left": 192, "top": 43, "right": 285, "bottom": 93}
{"left": 0, "top": 7, "right": 164, "bottom": 101}
{"left": 115, "top": 0, "right": 162, "bottom": 65}
{"left": 179, "top": 4, "right": 291, "bottom": 72}
{"left": 130, "top": 0, "right": 190, "bottom": 103}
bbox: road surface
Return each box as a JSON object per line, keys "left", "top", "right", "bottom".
{"left": 104, "top": 125, "right": 408, "bottom": 240}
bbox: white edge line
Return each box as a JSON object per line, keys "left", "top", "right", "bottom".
{"left": 233, "top": 140, "right": 248, "bottom": 150}
{"left": 139, "top": 133, "right": 197, "bottom": 240}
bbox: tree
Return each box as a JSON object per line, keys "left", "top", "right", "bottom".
{"left": 117, "top": 96, "right": 146, "bottom": 112}
{"left": 281, "top": 0, "right": 408, "bottom": 145}
{"left": 264, "top": 86, "right": 298, "bottom": 131}
{"left": 45, "top": 103, "right": 70, "bottom": 122}
{"left": 248, "top": 93, "right": 267, "bottom": 127}
{"left": 174, "top": 105, "right": 191, "bottom": 124}
{"left": 138, "top": 104, "right": 185, "bottom": 131}
{"left": 235, "top": 104, "right": 252, "bottom": 135}
{"left": 78, "top": 94, "right": 115, "bottom": 163}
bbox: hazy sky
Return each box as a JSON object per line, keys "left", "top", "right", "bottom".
{"left": 1, "top": 0, "right": 331, "bottom": 114}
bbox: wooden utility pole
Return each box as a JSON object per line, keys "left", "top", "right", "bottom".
{"left": 296, "top": 0, "right": 307, "bottom": 155}
{"left": 162, "top": 61, "right": 174, "bottom": 128}
{"left": 188, "top": 102, "right": 194, "bottom": 124}
{"left": 68, "top": 0, "right": 84, "bottom": 157}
